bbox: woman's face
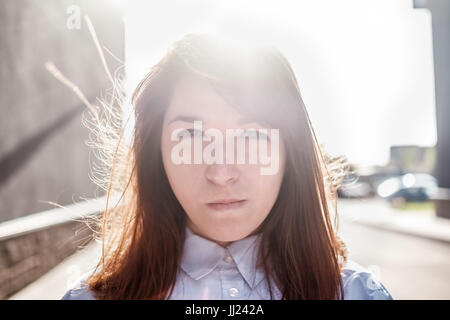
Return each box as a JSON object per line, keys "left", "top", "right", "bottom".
{"left": 161, "top": 75, "right": 286, "bottom": 247}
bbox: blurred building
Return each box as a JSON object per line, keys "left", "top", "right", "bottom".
{"left": 414, "top": 0, "right": 450, "bottom": 219}
{"left": 387, "top": 145, "right": 436, "bottom": 175}
{"left": 344, "top": 0, "right": 450, "bottom": 220}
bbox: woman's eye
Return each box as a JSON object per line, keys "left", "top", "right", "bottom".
{"left": 188, "top": 129, "right": 203, "bottom": 137}
{"left": 175, "top": 129, "right": 270, "bottom": 141}
{"left": 177, "top": 128, "right": 203, "bottom": 138}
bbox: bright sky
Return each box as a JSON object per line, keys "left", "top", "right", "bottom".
{"left": 121, "top": 0, "right": 436, "bottom": 167}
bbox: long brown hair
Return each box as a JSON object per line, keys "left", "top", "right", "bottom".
{"left": 84, "top": 33, "right": 349, "bottom": 299}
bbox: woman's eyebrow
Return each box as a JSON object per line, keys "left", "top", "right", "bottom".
{"left": 237, "top": 117, "right": 269, "bottom": 127}
{"left": 167, "top": 115, "right": 270, "bottom": 127}
{"left": 167, "top": 115, "right": 203, "bottom": 125}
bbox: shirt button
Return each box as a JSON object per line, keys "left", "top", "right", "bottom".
{"left": 224, "top": 254, "right": 233, "bottom": 263}
{"left": 229, "top": 287, "right": 239, "bottom": 298}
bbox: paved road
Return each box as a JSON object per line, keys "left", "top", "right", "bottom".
{"left": 9, "top": 241, "right": 101, "bottom": 300}
{"left": 339, "top": 221, "right": 450, "bottom": 299}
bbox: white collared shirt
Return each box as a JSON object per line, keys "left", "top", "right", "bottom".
{"left": 62, "top": 226, "right": 393, "bottom": 300}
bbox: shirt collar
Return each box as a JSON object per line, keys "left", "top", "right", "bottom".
{"left": 180, "top": 225, "right": 265, "bottom": 289}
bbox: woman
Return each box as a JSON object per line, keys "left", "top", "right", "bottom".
{"left": 62, "top": 33, "right": 393, "bottom": 300}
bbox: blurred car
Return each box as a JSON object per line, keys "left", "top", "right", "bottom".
{"left": 376, "top": 173, "right": 438, "bottom": 204}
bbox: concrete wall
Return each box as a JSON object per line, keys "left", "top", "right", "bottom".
{"left": 0, "top": 196, "right": 107, "bottom": 298}
{"left": 0, "top": 0, "right": 124, "bottom": 222}
{"left": 0, "top": 219, "right": 95, "bottom": 298}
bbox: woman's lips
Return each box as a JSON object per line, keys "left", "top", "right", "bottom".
{"left": 206, "top": 199, "right": 247, "bottom": 211}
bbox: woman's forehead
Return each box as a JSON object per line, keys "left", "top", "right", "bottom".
{"left": 166, "top": 77, "right": 246, "bottom": 124}
{"left": 165, "top": 75, "right": 273, "bottom": 128}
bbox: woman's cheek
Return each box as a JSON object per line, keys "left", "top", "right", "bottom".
{"left": 172, "top": 163, "right": 203, "bottom": 197}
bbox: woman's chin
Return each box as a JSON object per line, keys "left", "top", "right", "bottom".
{"left": 204, "top": 225, "right": 253, "bottom": 243}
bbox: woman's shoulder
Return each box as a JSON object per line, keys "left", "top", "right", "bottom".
{"left": 61, "top": 271, "right": 97, "bottom": 300}
{"left": 341, "top": 260, "right": 393, "bottom": 300}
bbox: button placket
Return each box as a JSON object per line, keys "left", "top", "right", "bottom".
{"left": 219, "top": 262, "right": 243, "bottom": 300}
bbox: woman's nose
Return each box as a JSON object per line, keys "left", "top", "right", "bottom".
{"left": 204, "top": 163, "right": 239, "bottom": 186}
